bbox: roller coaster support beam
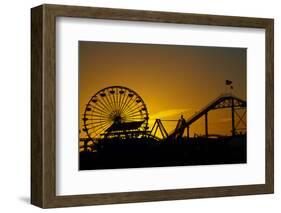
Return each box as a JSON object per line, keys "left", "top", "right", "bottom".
{"left": 231, "top": 98, "right": 235, "bottom": 136}
{"left": 205, "top": 113, "right": 208, "bottom": 137}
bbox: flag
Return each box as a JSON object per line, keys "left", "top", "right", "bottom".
{"left": 225, "top": 80, "right": 232, "bottom": 85}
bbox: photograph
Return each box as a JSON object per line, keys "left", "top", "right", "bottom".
{"left": 79, "top": 41, "right": 247, "bottom": 170}
{"left": 29, "top": 3, "right": 274, "bottom": 208}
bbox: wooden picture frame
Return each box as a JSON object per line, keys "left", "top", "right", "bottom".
{"left": 31, "top": 4, "right": 274, "bottom": 208}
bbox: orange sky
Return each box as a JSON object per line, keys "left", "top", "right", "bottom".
{"left": 79, "top": 41, "right": 246, "bottom": 138}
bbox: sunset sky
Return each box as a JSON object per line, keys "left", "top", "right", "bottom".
{"left": 79, "top": 41, "right": 246, "bottom": 138}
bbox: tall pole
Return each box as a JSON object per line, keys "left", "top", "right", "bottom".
{"left": 231, "top": 98, "right": 235, "bottom": 136}
{"left": 205, "top": 113, "right": 208, "bottom": 137}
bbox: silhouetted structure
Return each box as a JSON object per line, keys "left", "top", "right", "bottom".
{"left": 80, "top": 87, "right": 247, "bottom": 170}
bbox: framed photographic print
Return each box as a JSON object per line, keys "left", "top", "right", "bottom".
{"left": 31, "top": 4, "right": 274, "bottom": 208}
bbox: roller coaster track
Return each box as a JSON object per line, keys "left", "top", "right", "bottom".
{"left": 187, "top": 93, "right": 245, "bottom": 125}
{"left": 167, "top": 93, "right": 246, "bottom": 139}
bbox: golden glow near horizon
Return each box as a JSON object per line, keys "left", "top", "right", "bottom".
{"left": 79, "top": 41, "right": 246, "bottom": 139}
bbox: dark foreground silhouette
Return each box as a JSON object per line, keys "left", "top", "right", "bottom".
{"left": 79, "top": 135, "right": 246, "bottom": 170}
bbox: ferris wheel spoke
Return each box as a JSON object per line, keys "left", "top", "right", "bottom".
{"left": 86, "top": 102, "right": 110, "bottom": 115}
{"left": 124, "top": 117, "right": 143, "bottom": 123}
{"left": 125, "top": 114, "right": 144, "bottom": 119}
{"left": 112, "top": 88, "right": 121, "bottom": 112}
{"left": 107, "top": 89, "right": 118, "bottom": 112}
{"left": 118, "top": 88, "right": 126, "bottom": 114}
{"left": 124, "top": 117, "right": 143, "bottom": 122}
{"left": 97, "top": 90, "right": 112, "bottom": 111}
{"left": 126, "top": 112, "right": 144, "bottom": 117}
{"left": 124, "top": 117, "right": 144, "bottom": 121}
{"left": 122, "top": 95, "right": 140, "bottom": 114}
{"left": 96, "top": 124, "right": 112, "bottom": 135}
{"left": 88, "top": 112, "right": 110, "bottom": 119}
{"left": 85, "top": 123, "right": 110, "bottom": 132}
{"left": 86, "top": 118, "right": 110, "bottom": 121}
{"left": 119, "top": 92, "right": 130, "bottom": 112}
{"left": 123, "top": 104, "right": 144, "bottom": 117}
{"left": 90, "top": 117, "right": 110, "bottom": 122}
{"left": 90, "top": 120, "right": 110, "bottom": 126}
{"left": 114, "top": 88, "right": 120, "bottom": 112}
{"left": 86, "top": 122, "right": 111, "bottom": 132}
{"left": 118, "top": 89, "right": 127, "bottom": 111}
{"left": 121, "top": 95, "right": 136, "bottom": 114}
{"left": 90, "top": 109, "right": 109, "bottom": 117}
{"left": 94, "top": 126, "right": 109, "bottom": 137}
{"left": 123, "top": 109, "right": 142, "bottom": 118}
{"left": 102, "top": 93, "right": 116, "bottom": 113}
{"left": 84, "top": 122, "right": 104, "bottom": 126}
{"left": 91, "top": 122, "right": 112, "bottom": 134}
{"left": 93, "top": 106, "right": 111, "bottom": 117}
{"left": 89, "top": 133, "right": 99, "bottom": 139}
{"left": 87, "top": 130, "right": 101, "bottom": 139}
{"left": 122, "top": 91, "right": 136, "bottom": 110}
{"left": 89, "top": 105, "right": 111, "bottom": 114}
{"left": 90, "top": 106, "right": 109, "bottom": 114}
{"left": 92, "top": 97, "right": 113, "bottom": 115}
{"left": 106, "top": 89, "right": 116, "bottom": 110}
{"left": 96, "top": 96, "right": 113, "bottom": 113}
{"left": 87, "top": 125, "right": 106, "bottom": 133}
{"left": 120, "top": 91, "right": 128, "bottom": 111}
{"left": 83, "top": 113, "right": 99, "bottom": 117}
{"left": 84, "top": 122, "right": 103, "bottom": 128}
{"left": 118, "top": 89, "right": 125, "bottom": 114}
{"left": 122, "top": 102, "right": 137, "bottom": 115}
{"left": 117, "top": 88, "right": 123, "bottom": 112}
{"left": 90, "top": 115, "right": 109, "bottom": 122}
{"left": 109, "top": 88, "right": 118, "bottom": 111}
{"left": 95, "top": 123, "right": 111, "bottom": 131}
{"left": 90, "top": 104, "right": 111, "bottom": 116}
{"left": 91, "top": 99, "right": 113, "bottom": 113}
{"left": 122, "top": 104, "right": 143, "bottom": 116}
{"left": 83, "top": 111, "right": 106, "bottom": 121}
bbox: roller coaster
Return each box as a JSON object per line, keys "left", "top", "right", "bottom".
{"left": 80, "top": 86, "right": 246, "bottom": 152}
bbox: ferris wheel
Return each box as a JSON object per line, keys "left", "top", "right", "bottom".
{"left": 82, "top": 86, "right": 149, "bottom": 140}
